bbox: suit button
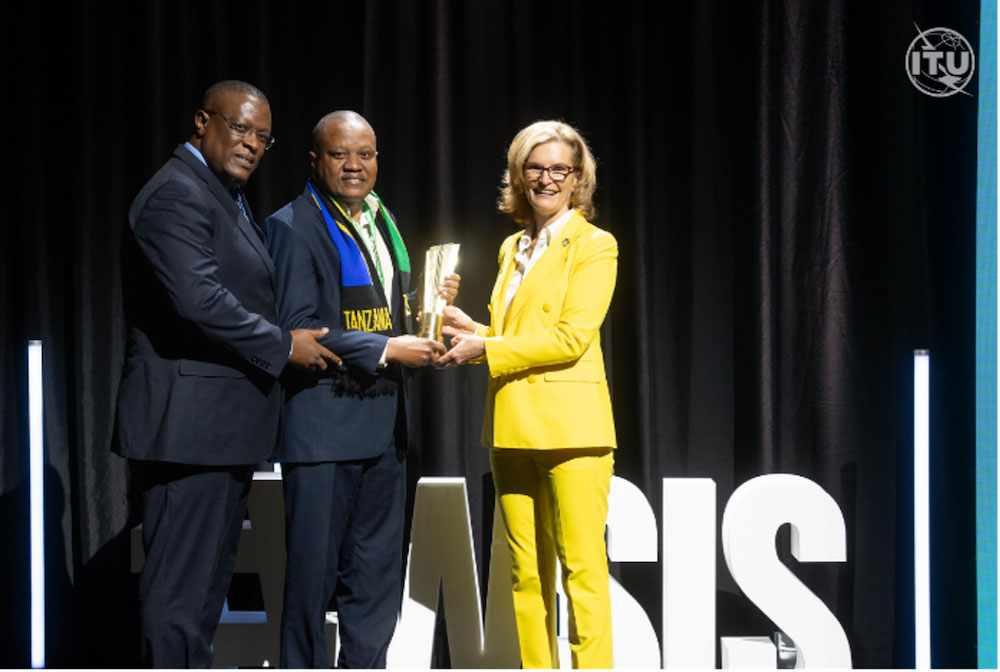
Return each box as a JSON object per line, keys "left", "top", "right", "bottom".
{"left": 528, "top": 374, "right": 537, "bottom": 384}
{"left": 542, "top": 304, "right": 551, "bottom": 312}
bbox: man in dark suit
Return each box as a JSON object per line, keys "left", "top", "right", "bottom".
{"left": 264, "top": 111, "right": 453, "bottom": 668}
{"left": 116, "top": 80, "right": 339, "bottom": 668}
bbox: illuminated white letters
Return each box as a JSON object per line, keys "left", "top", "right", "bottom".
{"left": 132, "top": 472, "right": 853, "bottom": 668}
{"left": 387, "top": 477, "right": 520, "bottom": 668}
{"left": 721, "top": 474, "right": 851, "bottom": 668}
{"left": 662, "top": 478, "right": 717, "bottom": 668}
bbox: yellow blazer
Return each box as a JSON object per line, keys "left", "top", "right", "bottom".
{"left": 478, "top": 211, "right": 618, "bottom": 450}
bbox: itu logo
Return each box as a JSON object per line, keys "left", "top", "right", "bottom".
{"left": 905, "top": 24, "right": 976, "bottom": 97}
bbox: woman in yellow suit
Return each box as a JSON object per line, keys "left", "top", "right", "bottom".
{"left": 438, "top": 120, "right": 617, "bottom": 669}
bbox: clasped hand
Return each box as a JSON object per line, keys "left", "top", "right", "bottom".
{"left": 437, "top": 305, "right": 485, "bottom": 367}
{"left": 390, "top": 272, "right": 461, "bottom": 367}
{"left": 386, "top": 334, "right": 445, "bottom": 367}
{"left": 288, "top": 327, "right": 341, "bottom": 371}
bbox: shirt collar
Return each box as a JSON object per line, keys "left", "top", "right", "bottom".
{"left": 184, "top": 141, "right": 208, "bottom": 167}
{"left": 546, "top": 208, "right": 574, "bottom": 239}
{"left": 326, "top": 191, "right": 381, "bottom": 224}
{"left": 364, "top": 192, "right": 381, "bottom": 215}
{"left": 519, "top": 208, "right": 574, "bottom": 248}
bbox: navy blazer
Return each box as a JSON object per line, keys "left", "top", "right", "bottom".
{"left": 115, "top": 145, "right": 292, "bottom": 465}
{"left": 264, "top": 188, "right": 411, "bottom": 463}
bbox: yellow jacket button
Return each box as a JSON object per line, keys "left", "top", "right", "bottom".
{"left": 542, "top": 304, "right": 551, "bottom": 312}
{"left": 528, "top": 374, "right": 537, "bottom": 384}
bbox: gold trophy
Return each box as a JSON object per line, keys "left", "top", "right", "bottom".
{"left": 418, "top": 243, "right": 460, "bottom": 341}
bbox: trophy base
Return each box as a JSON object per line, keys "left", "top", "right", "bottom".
{"left": 418, "top": 312, "right": 444, "bottom": 342}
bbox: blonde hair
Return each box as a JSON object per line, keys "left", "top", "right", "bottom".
{"left": 497, "top": 120, "right": 597, "bottom": 224}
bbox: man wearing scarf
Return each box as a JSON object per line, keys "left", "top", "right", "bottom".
{"left": 264, "top": 111, "right": 452, "bottom": 668}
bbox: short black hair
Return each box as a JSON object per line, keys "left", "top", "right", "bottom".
{"left": 312, "top": 110, "right": 373, "bottom": 150}
{"left": 202, "top": 80, "right": 269, "bottom": 109}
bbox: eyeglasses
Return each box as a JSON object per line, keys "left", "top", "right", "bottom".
{"left": 203, "top": 110, "right": 276, "bottom": 150}
{"left": 523, "top": 163, "right": 575, "bottom": 182}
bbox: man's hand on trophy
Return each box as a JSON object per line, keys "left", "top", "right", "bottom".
{"left": 386, "top": 335, "right": 446, "bottom": 367}
{"left": 439, "top": 272, "right": 461, "bottom": 305}
{"left": 415, "top": 273, "right": 461, "bottom": 325}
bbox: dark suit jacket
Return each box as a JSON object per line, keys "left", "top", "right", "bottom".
{"left": 115, "top": 144, "right": 292, "bottom": 465}
{"left": 264, "top": 188, "right": 411, "bottom": 463}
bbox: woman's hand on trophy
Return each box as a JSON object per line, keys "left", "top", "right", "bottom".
{"left": 437, "top": 334, "right": 486, "bottom": 368}
{"left": 441, "top": 305, "right": 477, "bottom": 337}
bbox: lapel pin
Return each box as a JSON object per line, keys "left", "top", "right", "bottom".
{"left": 561, "top": 238, "right": 570, "bottom": 247}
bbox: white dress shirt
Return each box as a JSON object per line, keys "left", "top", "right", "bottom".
{"left": 503, "top": 208, "right": 574, "bottom": 311}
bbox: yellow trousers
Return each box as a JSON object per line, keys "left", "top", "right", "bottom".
{"left": 490, "top": 447, "right": 614, "bottom": 669}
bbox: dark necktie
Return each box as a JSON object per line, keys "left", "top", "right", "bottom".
{"left": 234, "top": 189, "right": 265, "bottom": 243}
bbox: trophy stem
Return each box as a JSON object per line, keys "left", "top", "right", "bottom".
{"left": 419, "top": 312, "right": 444, "bottom": 342}
{"left": 418, "top": 242, "right": 460, "bottom": 343}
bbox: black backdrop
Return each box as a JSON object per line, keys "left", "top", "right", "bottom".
{"left": 0, "top": 0, "right": 981, "bottom": 667}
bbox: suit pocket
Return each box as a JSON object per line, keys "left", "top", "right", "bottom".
{"left": 177, "top": 359, "right": 246, "bottom": 378}
{"left": 543, "top": 357, "right": 602, "bottom": 383}
{"left": 179, "top": 360, "right": 277, "bottom": 457}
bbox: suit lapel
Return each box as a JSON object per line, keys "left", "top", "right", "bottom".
{"left": 173, "top": 145, "right": 276, "bottom": 276}
{"left": 502, "top": 212, "right": 584, "bottom": 329}
{"left": 491, "top": 233, "right": 521, "bottom": 334}
{"left": 236, "top": 205, "right": 276, "bottom": 275}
